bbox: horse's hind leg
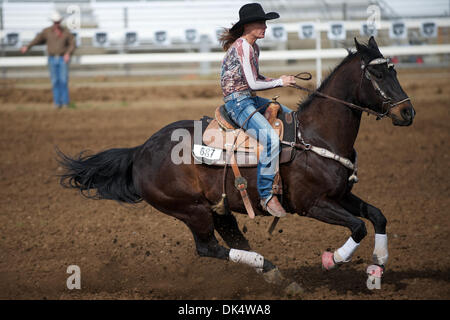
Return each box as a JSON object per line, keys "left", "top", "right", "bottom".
{"left": 172, "top": 204, "right": 229, "bottom": 260}
{"left": 178, "top": 204, "right": 280, "bottom": 282}
{"left": 212, "top": 212, "right": 251, "bottom": 251}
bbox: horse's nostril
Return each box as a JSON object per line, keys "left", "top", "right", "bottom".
{"left": 401, "top": 107, "right": 412, "bottom": 120}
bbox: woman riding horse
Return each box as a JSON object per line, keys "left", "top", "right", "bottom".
{"left": 220, "top": 3, "right": 296, "bottom": 218}
{"left": 57, "top": 16, "right": 416, "bottom": 286}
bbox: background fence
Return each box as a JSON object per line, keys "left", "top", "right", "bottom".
{"left": 0, "top": 0, "right": 449, "bottom": 80}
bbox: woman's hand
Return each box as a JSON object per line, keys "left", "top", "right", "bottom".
{"left": 280, "top": 75, "right": 296, "bottom": 87}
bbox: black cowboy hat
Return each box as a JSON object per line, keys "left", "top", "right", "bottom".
{"left": 230, "top": 3, "right": 279, "bottom": 32}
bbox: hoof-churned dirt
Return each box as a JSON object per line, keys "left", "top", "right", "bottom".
{"left": 0, "top": 68, "right": 449, "bottom": 300}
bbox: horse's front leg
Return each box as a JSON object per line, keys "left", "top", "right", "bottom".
{"left": 339, "top": 193, "right": 388, "bottom": 266}
{"left": 339, "top": 193, "right": 388, "bottom": 287}
{"left": 307, "top": 197, "right": 368, "bottom": 270}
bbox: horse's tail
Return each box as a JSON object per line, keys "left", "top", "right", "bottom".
{"left": 56, "top": 146, "right": 142, "bottom": 204}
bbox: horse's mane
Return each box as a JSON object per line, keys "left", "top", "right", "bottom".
{"left": 297, "top": 50, "right": 357, "bottom": 112}
{"left": 297, "top": 39, "right": 385, "bottom": 112}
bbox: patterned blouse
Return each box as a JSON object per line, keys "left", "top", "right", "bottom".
{"left": 220, "top": 37, "right": 283, "bottom": 97}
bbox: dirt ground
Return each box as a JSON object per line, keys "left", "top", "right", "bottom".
{"left": 0, "top": 67, "right": 449, "bottom": 300}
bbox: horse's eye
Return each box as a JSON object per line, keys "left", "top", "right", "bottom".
{"left": 370, "top": 69, "right": 383, "bottom": 80}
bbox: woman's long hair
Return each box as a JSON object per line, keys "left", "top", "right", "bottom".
{"left": 219, "top": 25, "right": 244, "bottom": 51}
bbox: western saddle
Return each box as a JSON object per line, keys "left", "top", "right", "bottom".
{"left": 193, "top": 98, "right": 297, "bottom": 219}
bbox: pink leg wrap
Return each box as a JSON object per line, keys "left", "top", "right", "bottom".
{"left": 321, "top": 251, "right": 336, "bottom": 270}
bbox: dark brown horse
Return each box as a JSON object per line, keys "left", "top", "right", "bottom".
{"left": 58, "top": 37, "right": 415, "bottom": 287}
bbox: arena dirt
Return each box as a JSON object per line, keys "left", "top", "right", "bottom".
{"left": 0, "top": 68, "right": 449, "bottom": 299}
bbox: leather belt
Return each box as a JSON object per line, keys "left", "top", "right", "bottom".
{"left": 223, "top": 90, "right": 256, "bottom": 103}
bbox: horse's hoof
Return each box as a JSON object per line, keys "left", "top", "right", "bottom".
{"left": 262, "top": 267, "right": 284, "bottom": 285}
{"left": 321, "top": 251, "right": 337, "bottom": 270}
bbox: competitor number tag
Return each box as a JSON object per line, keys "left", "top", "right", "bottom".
{"left": 193, "top": 144, "right": 222, "bottom": 160}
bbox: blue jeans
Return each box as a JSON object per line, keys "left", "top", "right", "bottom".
{"left": 48, "top": 56, "right": 69, "bottom": 106}
{"left": 224, "top": 95, "right": 293, "bottom": 200}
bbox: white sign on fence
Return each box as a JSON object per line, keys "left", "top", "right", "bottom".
{"left": 93, "top": 31, "right": 109, "bottom": 47}
{"left": 421, "top": 22, "right": 437, "bottom": 38}
{"left": 298, "top": 23, "right": 316, "bottom": 39}
{"left": 153, "top": 30, "right": 170, "bottom": 46}
{"left": 184, "top": 29, "right": 199, "bottom": 43}
{"left": 269, "top": 25, "right": 287, "bottom": 42}
{"left": 360, "top": 23, "right": 378, "bottom": 37}
{"left": 5, "top": 32, "right": 21, "bottom": 48}
{"left": 389, "top": 22, "right": 407, "bottom": 39}
{"left": 328, "top": 23, "right": 346, "bottom": 40}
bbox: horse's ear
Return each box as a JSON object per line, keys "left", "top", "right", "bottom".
{"left": 354, "top": 37, "right": 363, "bottom": 52}
{"left": 368, "top": 36, "right": 378, "bottom": 49}
{"left": 368, "top": 36, "right": 383, "bottom": 56}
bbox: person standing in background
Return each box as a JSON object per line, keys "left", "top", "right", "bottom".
{"left": 21, "top": 11, "right": 76, "bottom": 109}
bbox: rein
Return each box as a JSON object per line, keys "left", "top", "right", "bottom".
{"left": 284, "top": 57, "right": 412, "bottom": 182}
{"left": 291, "top": 81, "right": 384, "bottom": 119}
{"left": 291, "top": 57, "right": 411, "bottom": 120}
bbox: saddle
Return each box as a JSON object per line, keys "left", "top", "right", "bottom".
{"left": 193, "top": 102, "right": 296, "bottom": 167}
{"left": 193, "top": 98, "right": 298, "bottom": 219}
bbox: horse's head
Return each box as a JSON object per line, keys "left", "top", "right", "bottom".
{"left": 355, "top": 37, "right": 415, "bottom": 126}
